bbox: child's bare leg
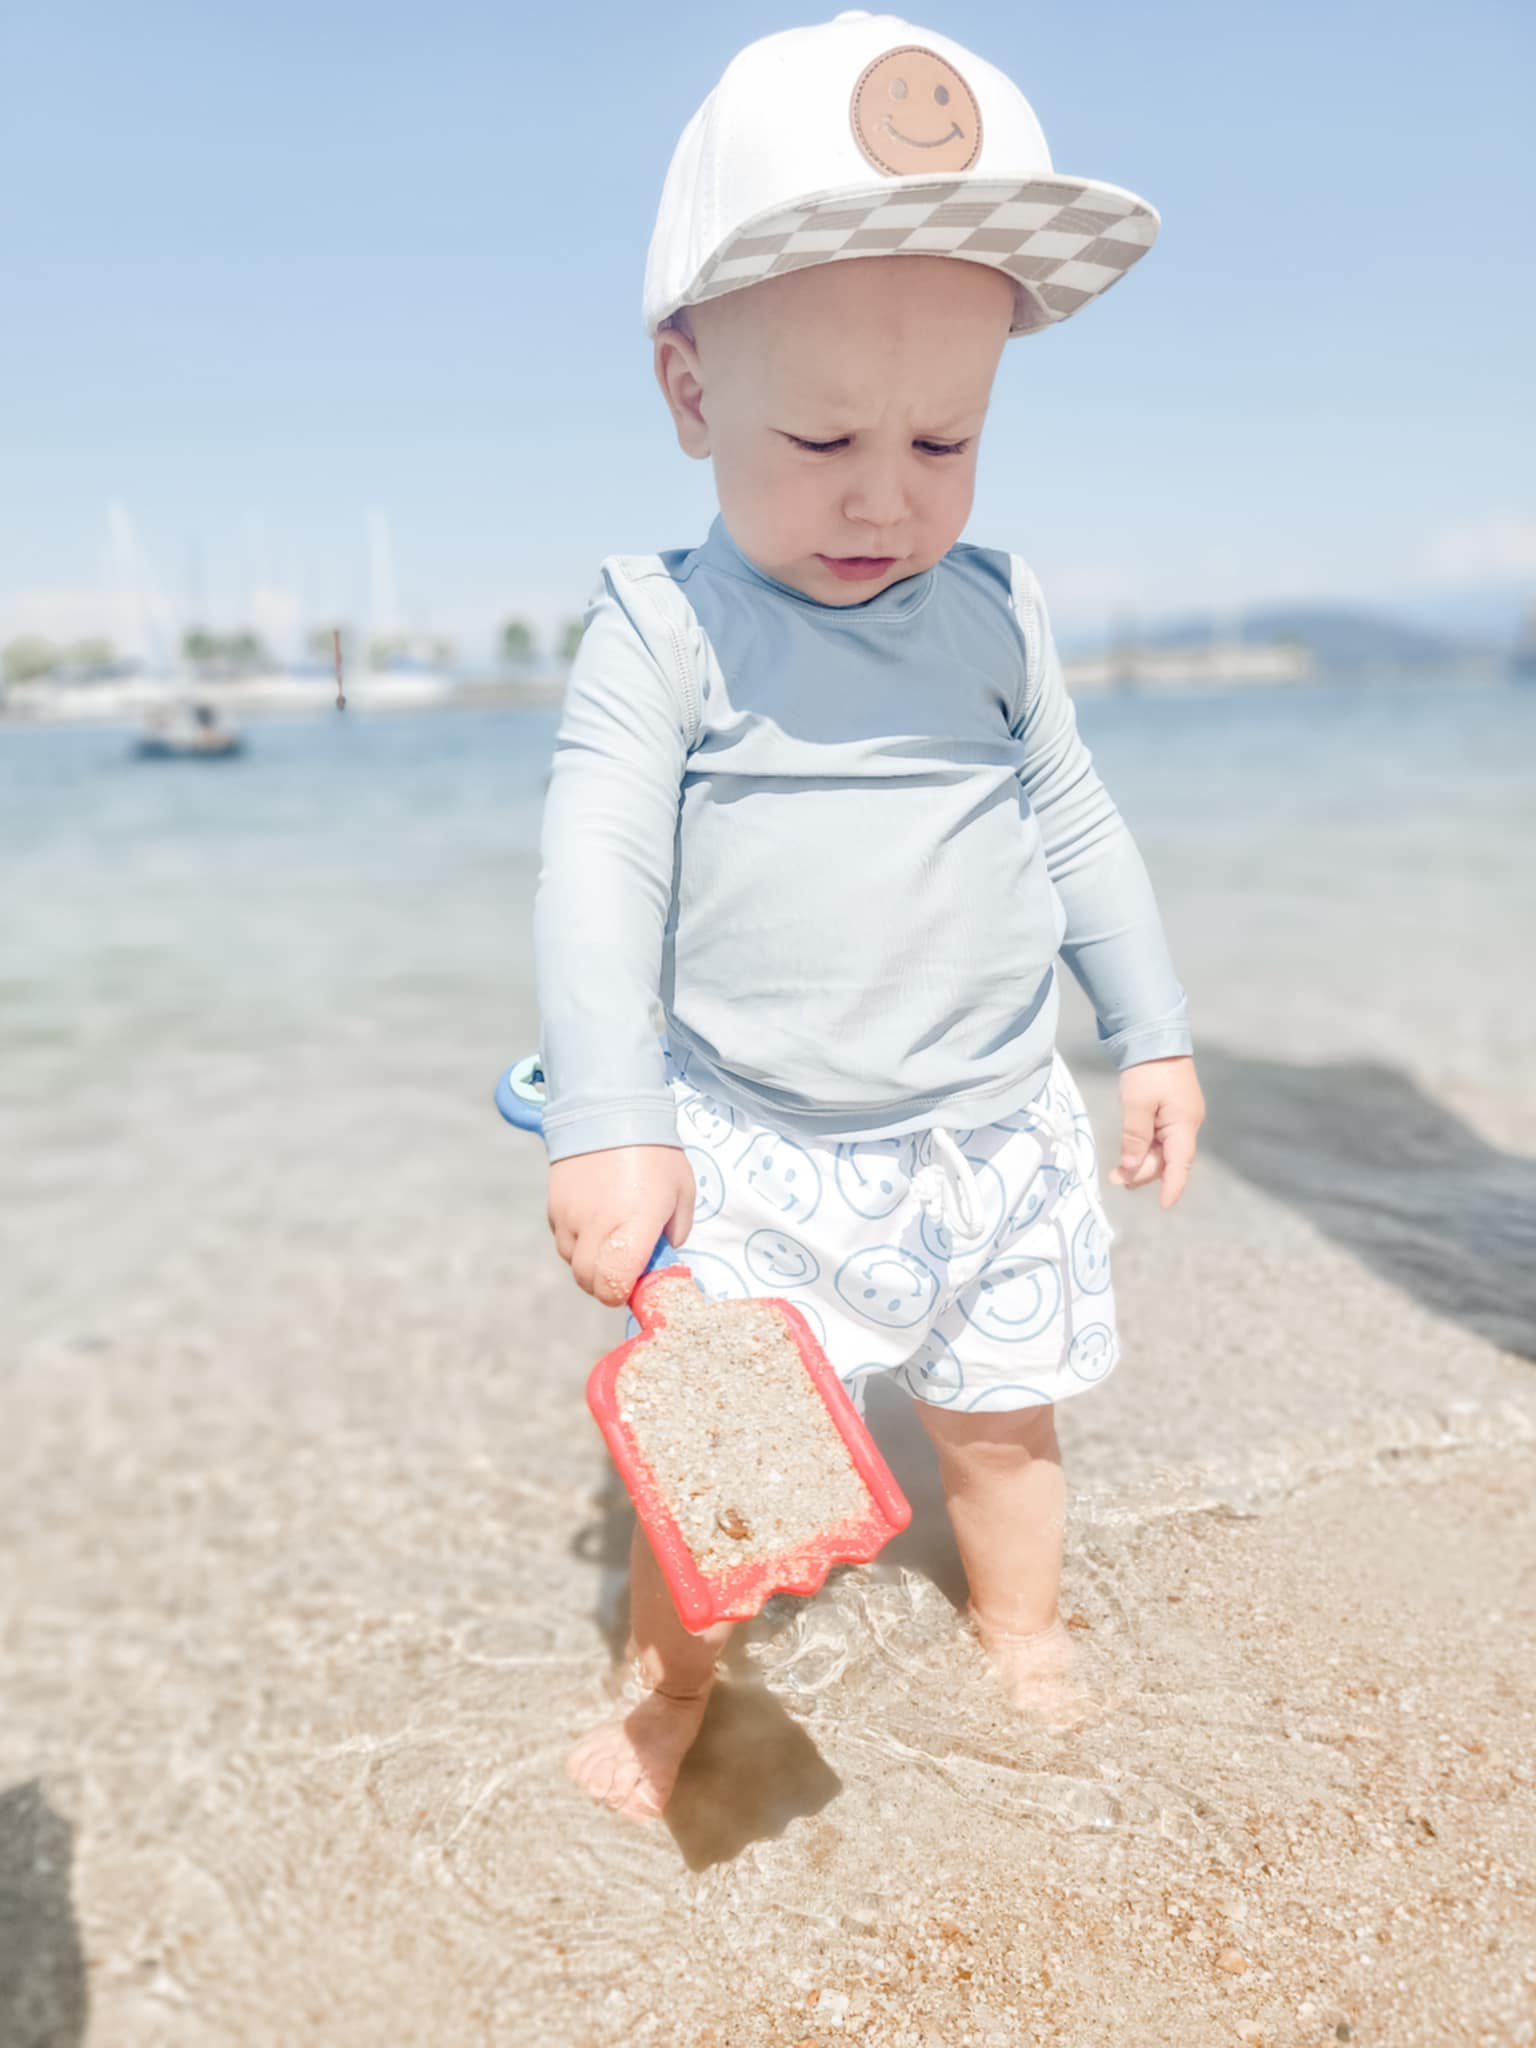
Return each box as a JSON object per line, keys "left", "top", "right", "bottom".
{"left": 567, "top": 1521, "right": 730, "bottom": 1819}
{"left": 917, "top": 1401, "right": 1103, "bottom": 1727}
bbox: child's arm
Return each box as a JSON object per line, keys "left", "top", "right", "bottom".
{"left": 533, "top": 560, "right": 698, "bottom": 1296}
{"left": 1009, "top": 560, "right": 1205, "bottom": 1207}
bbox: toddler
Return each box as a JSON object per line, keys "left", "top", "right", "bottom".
{"left": 533, "top": 11, "right": 1206, "bottom": 1820}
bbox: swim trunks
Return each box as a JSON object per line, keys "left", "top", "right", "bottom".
{"left": 625, "top": 1044, "right": 1120, "bottom": 1415}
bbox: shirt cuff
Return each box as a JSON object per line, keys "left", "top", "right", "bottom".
{"left": 1103, "top": 1021, "right": 1196, "bottom": 1069}
{"left": 541, "top": 1098, "right": 682, "bottom": 1163}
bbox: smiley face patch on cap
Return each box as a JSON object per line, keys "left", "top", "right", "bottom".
{"left": 850, "top": 44, "right": 982, "bottom": 177}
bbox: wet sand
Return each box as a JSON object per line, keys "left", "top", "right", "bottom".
{"left": 3, "top": 700, "right": 1534, "bottom": 2044}
{"left": 4, "top": 1025, "right": 1534, "bottom": 2048}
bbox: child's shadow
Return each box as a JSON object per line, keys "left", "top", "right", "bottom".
{"left": 571, "top": 1472, "right": 843, "bottom": 1870}
{"left": 0, "top": 1781, "right": 88, "bottom": 2048}
{"left": 1195, "top": 1048, "right": 1536, "bottom": 1361}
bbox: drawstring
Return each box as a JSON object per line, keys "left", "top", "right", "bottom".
{"left": 1039, "top": 1093, "right": 1077, "bottom": 1153}
{"left": 910, "top": 1126, "right": 985, "bottom": 1240}
{"left": 909, "top": 1081, "right": 1114, "bottom": 1236}
{"left": 910, "top": 1079, "right": 1115, "bottom": 1248}
{"left": 1028, "top": 1082, "right": 1115, "bottom": 1243}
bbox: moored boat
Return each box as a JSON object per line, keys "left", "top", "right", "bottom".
{"left": 133, "top": 702, "right": 245, "bottom": 759}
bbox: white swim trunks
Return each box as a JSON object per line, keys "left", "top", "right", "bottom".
{"left": 625, "top": 1045, "right": 1120, "bottom": 1415}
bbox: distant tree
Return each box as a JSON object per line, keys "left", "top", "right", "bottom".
{"left": 68, "top": 638, "right": 117, "bottom": 671}
{"left": 182, "top": 628, "right": 270, "bottom": 674}
{"left": 228, "top": 631, "right": 268, "bottom": 670}
{"left": 2, "top": 635, "right": 60, "bottom": 685}
{"left": 557, "top": 618, "right": 584, "bottom": 663}
{"left": 430, "top": 636, "right": 457, "bottom": 671}
{"left": 369, "top": 634, "right": 410, "bottom": 671}
{"left": 500, "top": 618, "right": 538, "bottom": 669}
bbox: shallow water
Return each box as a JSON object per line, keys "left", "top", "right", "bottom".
{"left": 4, "top": 680, "right": 1531, "bottom": 1070}
{"left": 3, "top": 683, "right": 1534, "bottom": 2045}
{"left": 6, "top": 680, "right": 1531, "bottom": 1473}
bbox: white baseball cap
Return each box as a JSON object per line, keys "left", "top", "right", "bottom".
{"left": 643, "top": 11, "right": 1160, "bottom": 343}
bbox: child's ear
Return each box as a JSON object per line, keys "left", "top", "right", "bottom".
{"left": 653, "top": 328, "right": 711, "bottom": 460}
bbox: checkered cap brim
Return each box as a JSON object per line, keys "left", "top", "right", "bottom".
{"left": 680, "top": 176, "right": 1157, "bottom": 336}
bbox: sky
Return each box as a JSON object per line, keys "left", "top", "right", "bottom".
{"left": 2, "top": 0, "right": 1533, "bottom": 664}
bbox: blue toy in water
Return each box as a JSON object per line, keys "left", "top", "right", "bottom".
{"left": 494, "top": 1055, "right": 679, "bottom": 1277}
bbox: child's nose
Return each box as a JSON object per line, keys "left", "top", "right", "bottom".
{"left": 842, "top": 454, "right": 910, "bottom": 533}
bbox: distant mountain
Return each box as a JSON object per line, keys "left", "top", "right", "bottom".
{"left": 1133, "top": 605, "right": 1500, "bottom": 669}
{"left": 1385, "top": 584, "right": 1533, "bottom": 648}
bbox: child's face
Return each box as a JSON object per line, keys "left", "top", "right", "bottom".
{"left": 655, "top": 255, "right": 1016, "bottom": 605}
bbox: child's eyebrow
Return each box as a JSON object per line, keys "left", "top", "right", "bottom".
{"left": 782, "top": 410, "right": 983, "bottom": 437}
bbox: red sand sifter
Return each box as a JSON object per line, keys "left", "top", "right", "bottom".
{"left": 496, "top": 1054, "right": 911, "bottom": 1631}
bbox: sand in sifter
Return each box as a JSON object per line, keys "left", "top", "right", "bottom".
{"left": 494, "top": 1051, "right": 911, "bottom": 1630}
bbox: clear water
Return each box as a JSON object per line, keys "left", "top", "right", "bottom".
{"left": 3, "top": 679, "right": 1531, "bottom": 1094}
{"left": 4, "top": 683, "right": 1532, "bottom": 972}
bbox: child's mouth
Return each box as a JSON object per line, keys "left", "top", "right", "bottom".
{"left": 816, "top": 554, "right": 897, "bottom": 583}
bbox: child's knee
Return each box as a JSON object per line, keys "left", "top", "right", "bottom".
{"left": 919, "top": 1398, "right": 1059, "bottom": 1473}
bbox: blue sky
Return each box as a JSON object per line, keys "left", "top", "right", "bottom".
{"left": 2, "top": 0, "right": 1532, "bottom": 661}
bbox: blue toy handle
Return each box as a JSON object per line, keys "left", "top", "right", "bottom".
{"left": 494, "top": 1053, "right": 548, "bottom": 1134}
{"left": 494, "top": 1053, "right": 679, "bottom": 1277}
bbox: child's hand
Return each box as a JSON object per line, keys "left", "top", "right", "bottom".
{"left": 1108, "top": 1056, "right": 1206, "bottom": 1210}
{"left": 548, "top": 1145, "right": 698, "bottom": 1307}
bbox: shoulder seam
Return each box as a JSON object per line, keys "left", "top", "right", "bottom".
{"left": 596, "top": 553, "right": 703, "bottom": 750}
{"left": 1005, "top": 553, "right": 1043, "bottom": 728}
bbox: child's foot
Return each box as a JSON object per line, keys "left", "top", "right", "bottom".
{"left": 566, "top": 1669, "right": 715, "bottom": 1820}
{"left": 968, "top": 1608, "right": 1108, "bottom": 1731}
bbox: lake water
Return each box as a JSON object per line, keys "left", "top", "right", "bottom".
{"left": 3, "top": 679, "right": 1532, "bottom": 1120}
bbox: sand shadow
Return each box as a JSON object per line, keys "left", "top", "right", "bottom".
{"left": 1196, "top": 1048, "right": 1536, "bottom": 1361}
{"left": 860, "top": 1376, "right": 970, "bottom": 1610}
{"left": 0, "top": 1780, "right": 89, "bottom": 2048}
{"left": 570, "top": 1461, "right": 635, "bottom": 1664}
{"left": 571, "top": 1465, "right": 844, "bottom": 1866}
{"left": 666, "top": 1683, "right": 842, "bottom": 1871}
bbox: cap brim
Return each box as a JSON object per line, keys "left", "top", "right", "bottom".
{"left": 658, "top": 175, "right": 1158, "bottom": 338}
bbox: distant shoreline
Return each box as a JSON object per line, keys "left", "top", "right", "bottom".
{"left": 0, "top": 673, "right": 568, "bottom": 730}
{"left": 0, "top": 658, "right": 1524, "bottom": 735}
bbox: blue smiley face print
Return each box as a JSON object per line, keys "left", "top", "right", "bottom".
{"left": 1067, "top": 1322, "right": 1116, "bottom": 1381}
{"left": 677, "top": 1088, "right": 739, "bottom": 1151}
{"left": 684, "top": 1144, "right": 726, "bottom": 1223}
{"left": 744, "top": 1227, "right": 820, "bottom": 1288}
{"left": 834, "top": 1135, "right": 919, "bottom": 1220}
{"left": 958, "top": 1253, "right": 1062, "bottom": 1344}
{"left": 902, "top": 1329, "right": 966, "bottom": 1404}
{"left": 834, "top": 1244, "right": 940, "bottom": 1328}
{"left": 737, "top": 1130, "right": 822, "bottom": 1223}
{"left": 1001, "top": 1165, "right": 1054, "bottom": 1237}
{"left": 1070, "top": 1211, "right": 1112, "bottom": 1294}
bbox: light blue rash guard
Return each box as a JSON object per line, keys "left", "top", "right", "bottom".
{"left": 533, "top": 512, "right": 1191, "bottom": 1165}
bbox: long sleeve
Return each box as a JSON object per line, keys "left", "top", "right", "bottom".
{"left": 1009, "top": 558, "right": 1193, "bottom": 1068}
{"left": 533, "top": 559, "right": 692, "bottom": 1162}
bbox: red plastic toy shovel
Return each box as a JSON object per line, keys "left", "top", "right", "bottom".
{"left": 494, "top": 1054, "right": 912, "bottom": 1633}
{"left": 591, "top": 1264, "right": 912, "bottom": 1632}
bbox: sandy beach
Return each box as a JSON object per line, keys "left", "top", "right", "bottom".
{"left": 3, "top": 694, "right": 1533, "bottom": 2046}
